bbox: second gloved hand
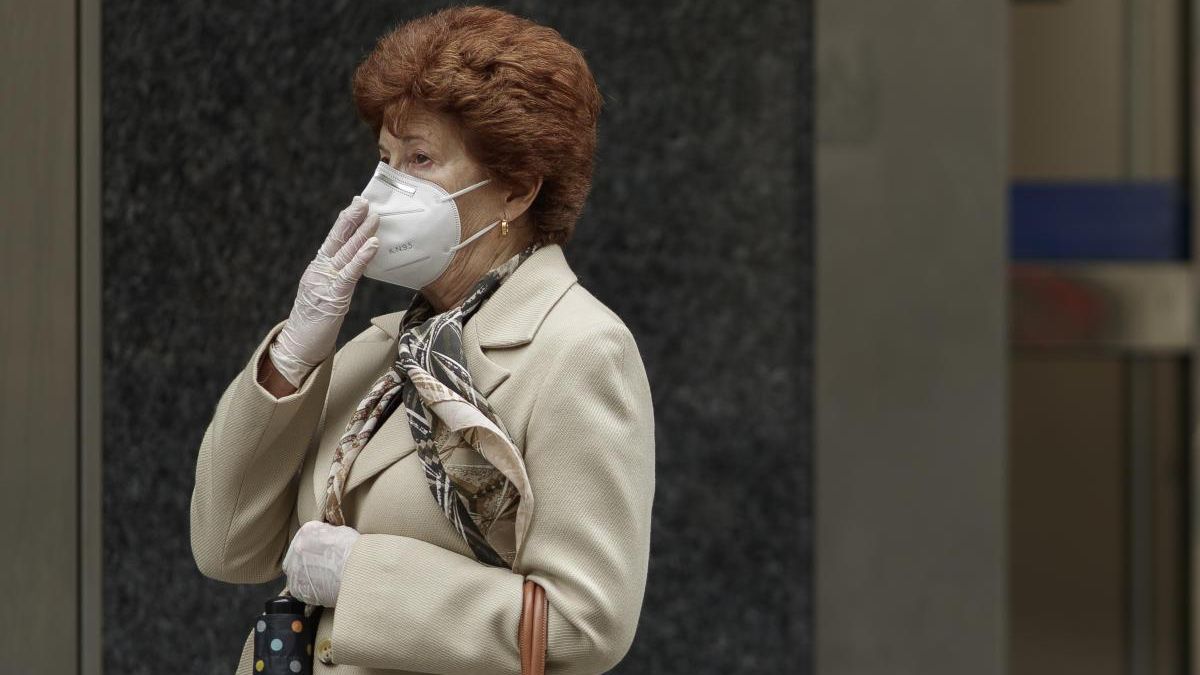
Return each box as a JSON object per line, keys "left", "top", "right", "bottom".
{"left": 282, "top": 520, "right": 362, "bottom": 608}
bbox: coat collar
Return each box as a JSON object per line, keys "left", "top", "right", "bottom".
{"left": 367, "top": 242, "right": 578, "bottom": 348}
{"left": 365, "top": 242, "right": 578, "bottom": 397}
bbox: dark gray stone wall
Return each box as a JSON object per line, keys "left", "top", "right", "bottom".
{"left": 102, "top": 2, "right": 811, "bottom": 672}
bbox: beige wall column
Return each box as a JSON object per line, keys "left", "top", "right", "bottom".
{"left": 0, "top": 0, "right": 102, "bottom": 672}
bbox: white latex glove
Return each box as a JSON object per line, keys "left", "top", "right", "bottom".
{"left": 282, "top": 520, "right": 361, "bottom": 608}
{"left": 268, "top": 196, "right": 380, "bottom": 388}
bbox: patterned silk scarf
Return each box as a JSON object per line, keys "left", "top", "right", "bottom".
{"left": 320, "top": 242, "right": 542, "bottom": 569}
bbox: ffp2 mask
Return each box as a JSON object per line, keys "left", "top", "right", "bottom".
{"left": 358, "top": 161, "right": 500, "bottom": 290}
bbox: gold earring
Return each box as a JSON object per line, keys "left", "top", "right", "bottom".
{"left": 500, "top": 216, "right": 509, "bottom": 237}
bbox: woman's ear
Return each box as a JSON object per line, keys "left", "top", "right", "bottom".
{"left": 501, "top": 176, "right": 543, "bottom": 222}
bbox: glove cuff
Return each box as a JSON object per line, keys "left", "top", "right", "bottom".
{"left": 268, "top": 338, "right": 317, "bottom": 389}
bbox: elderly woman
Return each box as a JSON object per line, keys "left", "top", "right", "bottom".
{"left": 188, "top": 6, "right": 655, "bottom": 675}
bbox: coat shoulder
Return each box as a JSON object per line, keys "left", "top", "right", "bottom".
{"left": 536, "top": 282, "right": 638, "bottom": 353}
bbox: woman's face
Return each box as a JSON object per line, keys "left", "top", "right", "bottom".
{"left": 376, "top": 105, "right": 499, "bottom": 236}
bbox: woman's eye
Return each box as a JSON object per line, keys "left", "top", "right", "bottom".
{"left": 413, "top": 153, "right": 431, "bottom": 166}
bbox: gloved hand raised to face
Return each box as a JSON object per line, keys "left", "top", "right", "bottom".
{"left": 268, "top": 196, "right": 380, "bottom": 388}
{"left": 282, "top": 520, "right": 362, "bottom": 608}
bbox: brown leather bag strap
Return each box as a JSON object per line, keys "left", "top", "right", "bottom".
{"left": 519, "top": 579, "right": 548, "bottom": 675}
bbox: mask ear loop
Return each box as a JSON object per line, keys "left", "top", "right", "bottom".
{"left": 440, "top": 177, "right": 497, "bottom": 252}
{"left": 448, "top": 219, "right": 501, "bottom": 252}
{"left": 438, "top": 178, "right": 491, "bottom": 202}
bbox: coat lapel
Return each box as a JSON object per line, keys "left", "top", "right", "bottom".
{"left": 319, "top": 243, "right": 579, "bottom": 508}
{"left": 309, "top": 339, "right": 421, "bottom": 509}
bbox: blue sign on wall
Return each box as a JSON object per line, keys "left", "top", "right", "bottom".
{"left": 1010, "top": 181, "right": 1188, "bottom": 260}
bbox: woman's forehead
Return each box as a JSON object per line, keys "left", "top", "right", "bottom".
{"left": 379, "top": 107, "right": 463, "bottom": 147}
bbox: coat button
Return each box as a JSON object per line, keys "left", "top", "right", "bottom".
{"left": 316, "top": 637, "right": 334, "bottom": 665}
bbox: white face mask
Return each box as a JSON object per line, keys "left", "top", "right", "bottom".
{"left": 358, "top": 161, "right": 500, "bottom": 290}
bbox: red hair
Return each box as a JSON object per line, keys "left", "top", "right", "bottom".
{"left": 351, "top": 6, "right": 603, "bottom": 246}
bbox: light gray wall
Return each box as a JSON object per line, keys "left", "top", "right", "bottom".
{"left": 815, "top": 2, "right": 1007, "bottom": 674}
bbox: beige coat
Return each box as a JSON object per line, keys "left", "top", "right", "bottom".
{"left": 189, "top": 243, "right": 656, "bottom": 675}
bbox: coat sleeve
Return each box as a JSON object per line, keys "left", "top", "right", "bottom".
{"left": 189, "top": 317, "right": 336, "bottom": 584}
{"left": 328, "top": 322, "right": 656, "bottom": 675}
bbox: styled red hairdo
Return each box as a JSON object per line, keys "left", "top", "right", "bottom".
{"left": 351, "top": 6, "right": 603, "bottom": 246}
